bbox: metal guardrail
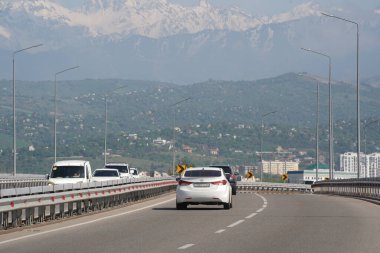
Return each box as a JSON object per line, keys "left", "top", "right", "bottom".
{"left": 0, "top": 174, "right": 49, "bottom": 189}
{"left": 312, "top": 178, "right": 380, "bottom": 201}
{"left": 0, "top": 179, "right": 49, "bottom": 190}
{"left": 0, "top": 177, "right": 177, "bottom": 230}
{"left": 237, "top": 181, "right": 312, "bottom": 193}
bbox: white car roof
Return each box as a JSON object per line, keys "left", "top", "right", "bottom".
{"left": 105, "top": 163, "right": 128, "bottom": 166}
{"left": 184, "top": 167, "right": 223, "bottom": 171}
{"left": 94, "top": 168, "right": 119, "bottom": 172}
{"left": 53, "top": 160, "right": 89, "bottom": 166}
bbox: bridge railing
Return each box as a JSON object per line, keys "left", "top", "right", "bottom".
{"left": 312, "top": 178, "right": 380, "bottom": 201}
{"left": 237, "top": 181, "right": 312, "bottom": 193}
{"left": 0, "top": 177, "right": 177, "bottom": 230}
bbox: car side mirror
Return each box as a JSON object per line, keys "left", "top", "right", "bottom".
{"left": 46, "top": 174, "right": 50, "bottom": 180}
{"left": 225, "top": 173, "right": 231, "bottom": 180}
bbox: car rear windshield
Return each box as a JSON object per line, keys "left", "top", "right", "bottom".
{"left": 94, "top": 170, "right": 119, "bottom": 177}
{"left": 184, "top": 170, "right": 221, "bottom": 177}
{"left": 105, "top": 165, "right": 128, "bottom": 173}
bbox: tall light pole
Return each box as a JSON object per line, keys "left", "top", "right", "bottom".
{"left": 12, "top": 43, "right": 43, "bottom": 176}
{"left": 54, "top": 66, "right": 80, "bottom": 162}
{"left": 322, "top": 12, "right": 360, "bottom": 178}
{"left": 103, "top": 85, "right": 130, "bottom": 165}
{"left": 170, "top": 97, "right": 191, "bottom": 176}
{"left": 301, "top": 47, "right": 332, "bottom": 180}
{"left": 260, "top": 110, "right": 277, "bottom": 181}
{"left": 104, "top": 95, "right": 108, "bottom": 165}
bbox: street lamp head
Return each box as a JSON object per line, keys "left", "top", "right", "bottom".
{"left": 321, "top": 12, "right": 334, "bottom": 18}
{"left": 13, "top": 43, "right": 43, "bottom": 57}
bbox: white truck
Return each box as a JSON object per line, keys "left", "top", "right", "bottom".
{"left": 47, "top": 160, "right": 93, "bottom": 185}
{"left": 105, "top": 162, "right": 131, "bottom": 178}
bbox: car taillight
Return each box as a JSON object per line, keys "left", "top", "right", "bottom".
{"left": 211, "top": 180, "right": 227, "bottom": 185}
{"left": 178, "top": 180, "right": 192, "bottom": 186}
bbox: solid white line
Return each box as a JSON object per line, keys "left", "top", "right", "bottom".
{"left": 178, "top": 244, "right": 195, "bottom": 250}
{"left": 227, "top": 220, "right": 245, "bottom": 228}
{"left": 245, "top": 213, "right": 257, "bottom": 219}
{"left": 215, "top": 229, "right": 226, "bottom": 234}
{"left": 256, "top": 208, "right": 264, "bottom": 213}
{"left": 0, "top": 197, "right": 176, "bottom": 246}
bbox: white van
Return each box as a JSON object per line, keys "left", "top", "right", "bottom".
{"left": 48, "top": 160, "right": 92, "bottom": 185}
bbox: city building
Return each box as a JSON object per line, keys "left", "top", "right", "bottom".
{"left": 339, "top": 152, "right": 380, "bottom": 178}
{"left": 288, "top": 169, "right": 357, "bottom": 184}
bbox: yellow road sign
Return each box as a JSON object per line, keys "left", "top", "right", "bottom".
{"left": 281, "top": 174, "right": 288, "bottom": 181}
{"left": 246, "top": 171, "right": 253, "bottom": 179}
{"left": 176, "top": 164, "right": 186, "bottom": 174}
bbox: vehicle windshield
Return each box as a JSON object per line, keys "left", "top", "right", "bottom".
{"left": 184, "top": 170, "right": 221, "bottom": 177}
{"left": 51, "top": 166, "right": 84, "bottom": 178}
{"left": 130, "top": 169, "right": 138, "bottom": 175}
{"left": 94, "top": 170, "right": 119, "bottom": 177}
{"left": 105, "top": 165, "right": 128, "bottom": 173}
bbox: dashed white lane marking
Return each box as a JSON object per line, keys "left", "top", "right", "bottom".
{"left": 256, "top": 208, "right": 264, "bottom": 213}
{"left": 178, "top": 244, "right": 195, "bottom": 250}
{"left": 0, "top": 197, "right": 176, "bottom": 246}
{"left": 227, "top": 220, "right": 245, "bottom": 228}
{"left": 263, "top": 204, "right": 267, "bottom": 208}
{"left": 215, "top": 229, "right": 226, "bottom": 234}
{"left": 245, "top": 213, "right": 257, "bottom": 219}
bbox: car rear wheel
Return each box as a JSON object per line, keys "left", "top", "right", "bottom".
{"left": 223, "top": 202, "right": 230, "bottom": 210}
{"left": 176, "top": 202, "right": 187, "bottom": 210}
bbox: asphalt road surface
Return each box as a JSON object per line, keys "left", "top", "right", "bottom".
{"left": 0, "top": 192, "right": 379, "bottom": 253}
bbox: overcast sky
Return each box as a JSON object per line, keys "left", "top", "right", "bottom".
{"left": 57, "top": 0, "right": 379, "bottom": 16}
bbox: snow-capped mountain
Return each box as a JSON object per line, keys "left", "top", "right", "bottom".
{"left": 0, "top": 0, "right": 321, "bottom": 40}
{"left": 0, "top": 0, "right": 379, "bottom": 83}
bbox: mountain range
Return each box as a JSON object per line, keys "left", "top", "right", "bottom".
{"left": 0, "top": 0, "right": 379, "bottom": 83}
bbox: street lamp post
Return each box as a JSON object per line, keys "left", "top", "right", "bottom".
{"left": 54, "top": 66, "right": 80, "bottom": 162}
{"left": 260, "top": 111, "right": 277, "bottom": 181}
{"left": 12, "top": 43, "right": 43, "bottom": 176}
{"left": 301, "top": 47, "right": 332, "bottom": 180}
{"left": 104, "top": 95, "right": 108, "bottom": 165}
{"left": 322, "top": 12, "right": 360, "bottom": 178}
{"left": 170, "top": 97, "right": 191, "bottom": 176}
{"left": 103, "top": 85, "right": 131, "bottom": 165}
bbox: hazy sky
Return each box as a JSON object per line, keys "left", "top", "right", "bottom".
{"left": 57, "top": 0, "right": 379, "bottom": 16}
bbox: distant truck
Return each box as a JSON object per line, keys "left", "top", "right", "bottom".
{"left": 105, "top": 162, "right": 131, "bottom": 178}
{"left": 47, "top": 160, "right": 92, "bottom": 185}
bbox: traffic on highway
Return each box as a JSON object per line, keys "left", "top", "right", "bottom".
{"left": 1, "top": 191, "right": 380, "bottom": 253}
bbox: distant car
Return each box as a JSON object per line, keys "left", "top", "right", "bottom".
{"left": 92, "top": 168, "right": 121, "bottom": 182}
{"left": 176, "top": 167, "right": 232, "bottom": 210}
{"left": 105, "top": 163, "right": 131, "bottom": 178}
{"left": 209, "top": 165, "right": 237, "bottom": 195}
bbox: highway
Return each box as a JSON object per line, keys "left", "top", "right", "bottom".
{"left": 0, "top": 192, "right": 379, "bottom": 253}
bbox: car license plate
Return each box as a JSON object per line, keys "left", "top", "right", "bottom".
{"left": 194, "top": 183, "right": 210, "bottom": 187}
